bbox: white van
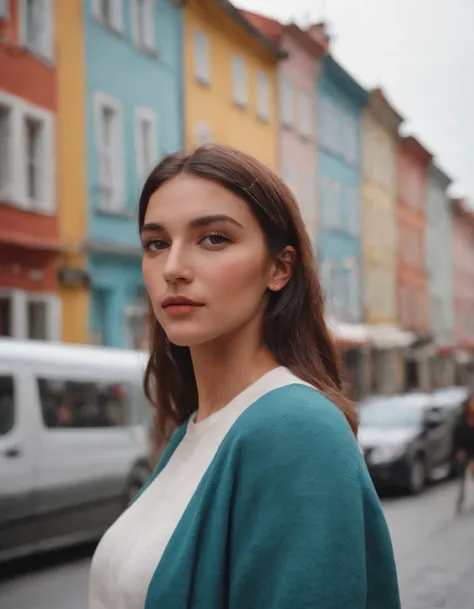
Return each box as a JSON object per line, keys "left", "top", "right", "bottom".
{"left": 0, "top": 339, "right": 152, "bottom": 562}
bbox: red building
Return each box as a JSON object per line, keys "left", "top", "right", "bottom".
{"left": 0, "top": 1, "right": 61, "bottom": 340}
{"left": 397, "top": 136, "right": 433, "bottom": 389}
{"left": 451, "top": 199, "right": 474, "bottom": 385}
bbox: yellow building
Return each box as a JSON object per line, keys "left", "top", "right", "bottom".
{"left": 362, "top": 89, "right": 406, "bottom": 394}
{"left": 55, "top": 0, "right": 89, "bottom": 343}
{"left": 183, "top": 0, "right": 283, "bottom": 169}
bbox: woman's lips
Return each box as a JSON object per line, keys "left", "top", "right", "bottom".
{"left": 164, "top": 303, "right": 203, "bottom": 315}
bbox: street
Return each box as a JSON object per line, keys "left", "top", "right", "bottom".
{"left": 0, "top": 480, "right": 473, "bottom": 609}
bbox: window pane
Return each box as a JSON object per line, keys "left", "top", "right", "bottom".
{"left": 25, "top": 117, "right": 43, "bottom": 202}
{"left": 27, "top": 300, "right": 47, "bottom": 340}
{"left": 38, "top": 378, "right": 130, "bottom": 429}
{"left": 0, "top": 296, "right": 12, "bottom": 337}
{"left": 26, "top": 0, "right": 41, "bottom": 51}
{"left": 0, "top": 106, "right": 10, "bottom": 193}
{"left": 0, "top": 376, "right": 14, "bottom": 436}
{"left": 100, "top": 0, "right": 112, "bottom": 23}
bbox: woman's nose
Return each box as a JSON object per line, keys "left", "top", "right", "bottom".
{"left": 162, "top": 245, "right": 193, "bottom": 284}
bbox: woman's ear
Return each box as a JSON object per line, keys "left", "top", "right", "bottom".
{"left": 267, "top": 246, "right": 296, "bottom": 292}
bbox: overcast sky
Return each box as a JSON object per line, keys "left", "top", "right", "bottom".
{"left": 235, "top": 0, "right": 474, "bottom": 204}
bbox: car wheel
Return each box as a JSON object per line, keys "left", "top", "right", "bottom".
{"left": 407, "top": 456, "right": 426, "bottom": 495}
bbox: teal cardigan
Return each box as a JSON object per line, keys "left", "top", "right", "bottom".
{"left": 137, "top": 384, "right": 401, "bottom": 609}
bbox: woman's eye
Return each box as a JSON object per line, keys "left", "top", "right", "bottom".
{"left": 144, "top": 239, "right": 167, "bottom": 252}
{"left": 201, "top": 233, "right": 231, "bottom": 246}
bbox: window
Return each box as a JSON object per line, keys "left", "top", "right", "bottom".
{"left": 0, "top": 0, "right": 9, "bottom": 20}
{"left": 298, "top": 91, "right": 311, "bottom": 138}
{"left": 0, "top": 376, "right": 14, "bottom": 436}
{"left": 193, "top": 30, "right": 210, "bottom": 85}
{"left": 131, "top": 0, "right": 155, "bottom": 51}
{"left": 195, "top": 122, "right": 211, "bottom": 147}
{"left": 280, "top": 76, "right": 293, "bottom": 127}
{"left": 232, "top": 56, "right": 247, "bottom": 107}
{"left": 0, "top": 296, "right": 12, "bottom": 337}
{"left": 95, "top": 93, "right": 124, "bottom": 211}
{"left": 345, "top": 258, "right": 359, "bottom": 321}
{"left": 24, "top": 116, "right": 43, "bottom": 204}
{"left": 38, "top": 378, "right": 130, "bottom": 429}
{"left": 92, "top": 0, "right": 123, "bottom": 32}
{"left": 256, "top": 71, "right": 269, "bottom": 121}
{"left": 135, "top": 108, "right": 157, "bottom": 186}
{"left": 21, "top": 0, "right": 53, "bottom": 60}
{"left": 0, "top": 105, "right": 11, "bottom": 196}
{"left": 347, "top": 187, "right": 359, "bottom": 236}
{"left": 27, "top": 299, "right": 47, "bottom": 340}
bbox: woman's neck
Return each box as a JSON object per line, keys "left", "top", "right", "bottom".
{"left": 190, "top": 320, "right": 279, "bottom": 422}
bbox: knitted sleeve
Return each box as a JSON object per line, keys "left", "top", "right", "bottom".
{"left": 227, "top": 386, "right": 401, "bottom": 609}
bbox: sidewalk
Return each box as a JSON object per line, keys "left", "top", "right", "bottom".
{"left": 398, "top": 505, "right": 474, "bottom": 609}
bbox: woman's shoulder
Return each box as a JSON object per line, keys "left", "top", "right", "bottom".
{"left": 230, "top": 382, "right": 361, "bottom": 471}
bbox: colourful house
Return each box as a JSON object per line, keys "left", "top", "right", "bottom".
{"left": 242, "top": 13, "right": 328, "bottom": 241}
{"left": 0, "top": 0, "right": 61, "bottom": 341}
{"left": 83, "top": 0, "right": 183, "bottom": 348}
{"left": 56, "top": 0, "right": 88, "bottom": 344}
{"left": 361, "top": 89, "right": 407, "bottom": 394}
{"left": 316, "top": 55, "right": 368, "bottom": 396}
{"left": 451, "top": 199, "right": 474, "bottom": 386}
{"left": 183, "top": 0, "right": 282, "bottom": 170}
{"left": 397, "top": 136, "right": 433, "bottom": 390}
{"left": 426, "top": 163, "right": 455, "bottom": 386}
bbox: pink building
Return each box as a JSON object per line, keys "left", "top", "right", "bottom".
{"left": 242, "top": 12, "right": 328, "bottom": 242}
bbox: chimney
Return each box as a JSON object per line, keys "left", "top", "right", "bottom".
{"left": 307, "top": 22, "right": 330, "bottom": 47}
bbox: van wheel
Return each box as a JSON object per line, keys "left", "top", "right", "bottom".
{"left": 123, "top": 462, "right": 151, "bottom": 507}
{"left": 407, "top": 456, "right": 426, "bottom": 495}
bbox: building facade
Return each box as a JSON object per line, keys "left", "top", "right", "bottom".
{"left": 83, "top": 0, "right": 183, "bottom": 348}
{"left": 183, "top": 0, "right": 281, "bottom": 170}
{"left": 451, "top": 199, "right": 474, "bottom": 386}
{"left": 0, "top": 0, "right": 62, "bottom": 341}
{"left": 397, "top": 136, "right": 432, "bottom": 390}
{"left": 317, "top": 55, "right": 367, "bottom": 326}
{"left": 317, "top": 55, "right": 368, "bottom": 396}
{"left": 56, "top": 0, "right": 88, "bottom": 343}
{"left": 426, "top": 164, "right": 455, "bottom": 386}
{"left": 361, "top": 89, "right": 407, "bottom": 394}
{"left": 243, "top": 13, "right": 328, "bottom": 241}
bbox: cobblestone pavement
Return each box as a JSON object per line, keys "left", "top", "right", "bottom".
{"left": 0, "top": 479, "right": 473, "bottom": 609}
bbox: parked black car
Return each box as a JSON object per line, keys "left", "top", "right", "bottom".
{"left": 358, "top": 393, "right": 453, "bottom": 494}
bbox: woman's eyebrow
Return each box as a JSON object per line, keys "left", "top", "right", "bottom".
{"left": 140, "top": 215, "right": 243, "bottom": 234}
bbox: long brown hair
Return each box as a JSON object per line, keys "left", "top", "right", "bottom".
{"left": 138, "top": 144, "right": 357, "bottom": 436}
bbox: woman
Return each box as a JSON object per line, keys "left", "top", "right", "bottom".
{"left": 454, "top": 392, "right": 474, "bottom": 511}
{"left": 89, "top": 145, "right": 400, "bottom": 609}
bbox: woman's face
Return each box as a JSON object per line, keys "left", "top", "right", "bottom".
{"left": 141, "top": 175, "right": 293, "bottom": 347}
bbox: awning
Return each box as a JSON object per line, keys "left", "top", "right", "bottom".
{"left": 326, "top": 317, "right": 370, "bottom": 347}
{"left": 366, "top": 325, "right": 416, "bottom": 349}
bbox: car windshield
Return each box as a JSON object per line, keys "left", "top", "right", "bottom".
{"left": 359, "top": 400, "right": 424, "bottom": 429}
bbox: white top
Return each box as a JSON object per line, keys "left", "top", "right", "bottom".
{"left": 88, "top": 367, "right": 310, "bottom": 609}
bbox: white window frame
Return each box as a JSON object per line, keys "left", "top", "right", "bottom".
{"left": 280, "top": 75, "right": 293, "bottom": 127}
{"left": 193, "top": 29, "right": 210, "bottom": 85}
{"left": 92, "top": 0, "right": 123, "bottom": 33}
{"left": 195, "top": 122, "right": 212, "bottom": 147}
{"left": 94, "top": 92, "right": 125, "bottom": 212}
{"left": 0, "top": 91, "right": 55, "bottom": 213}
{"left": 0, "top": 0, "right": 9, "bottom": 19}
{"left": 232, "top": 55, "right": 247, "bottom": 108}
{"left": 131, "top": 0, "right": 155, "bottom": 52}
{"left": 0, "top": 289, "right": 60, "bottom": 341}
{"left": 298, "top": 90, "right": 312, "bottom": 139}
{"left": 20, "top": 0, "right": 54, "bottom": 61}
{"left": 256, "top": 70, "right": 270, "bottom": 122}
{"left": 135, "top": 107, "right": 158, "bottom": 187}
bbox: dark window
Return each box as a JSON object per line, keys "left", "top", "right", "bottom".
{"left": 38, "top": 379, "right": 131, "bottom": 429}
{"left": 0, "top": 376, "right": 14, "bottom": 436}
{"left": 0, "top": 297, "right": 12, "bottom": 337}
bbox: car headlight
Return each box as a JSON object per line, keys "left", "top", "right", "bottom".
{"left": 368, "top": 442, "right": 407, "bottom": 465}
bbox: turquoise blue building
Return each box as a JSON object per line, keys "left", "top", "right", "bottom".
{"left": 317, "top": 55, "right": 367, "bottom": 326}
{"left": 84, "top": 0, "right": 183, "bottom": 347}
